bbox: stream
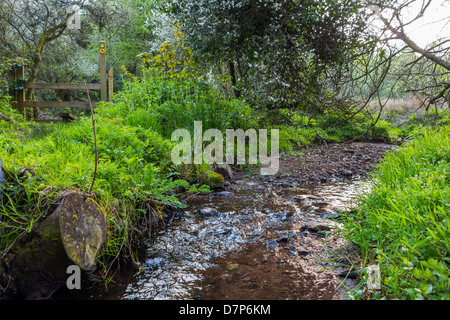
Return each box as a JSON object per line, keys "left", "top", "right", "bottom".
{"left": 56, "top": 178, "right": 371, "bottom": 300}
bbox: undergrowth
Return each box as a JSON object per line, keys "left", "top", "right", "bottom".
{"left": 343, "top": 125, "right": 450, "bottom": 299}
{"left": 0, "top": 70, "right": 256, "bottom": 275}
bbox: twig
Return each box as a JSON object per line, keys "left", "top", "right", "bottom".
{"left": 316, "top": 129, "right": 328, "bottom": 147}
{"left": 85, "top": 81, "right": 98, "bottom": 194}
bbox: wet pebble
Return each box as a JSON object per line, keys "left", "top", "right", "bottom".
{"left": 266, "top": 240, "right": 278, "bottom": 250}
{"left": 214, "top": 229, "right": 232, "bottom": 237}
{"left": 145, "top": 257, "right": 165, "bottom": 268}
{"left": 274, "top": 182, "right": 295, "bottom": 188}
{"left": 297, "top": 250, "right": 311, "bottom": 256}
{"left": 319, "top": 212, "right": 341, "bottom": 220}
{"left": 196, "top": 207, "right": 221, "bottom": 217}
{"left": 301, "top": 223, "right": 331, "bottom": 232}
{"left": 314, "top": 232, "right": 328, "bottom": 238}
{"left": 339, "top": 170, "right": 353, "bottom": 177}
{"left": 276, "top": 236, "right": 289, "bottom": 243}
{"left": 298, "top": 231, "right": 308, "bottom": 237}
{"left": 215, "top": 191, "right": 234, "bottom": 198}
{"left": 270, "top": 212, "right": 288, "bottom": 221}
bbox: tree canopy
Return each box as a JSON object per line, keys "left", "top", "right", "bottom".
{"left": 164, "top": 0, "right": 387, "bottom": 113}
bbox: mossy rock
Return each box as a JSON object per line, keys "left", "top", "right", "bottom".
{"left": 55, "top": 191, "right": 107, "bottom": 271}
{"left": 204, "top": 171, "right": 224, "bottom": 190}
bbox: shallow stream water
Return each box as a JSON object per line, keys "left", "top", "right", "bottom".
{"left": 56, "top": 178, "right": 370, "bottom": 300}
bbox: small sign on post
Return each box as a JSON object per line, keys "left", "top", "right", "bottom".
{"left": 99, "top": 41, "right": 107, "bottom": 102}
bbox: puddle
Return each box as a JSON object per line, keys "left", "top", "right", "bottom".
{"left": 57, "top": 178, "right": 368, "bottom": 300}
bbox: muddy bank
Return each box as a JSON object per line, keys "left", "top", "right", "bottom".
{"left": 233, "top": 141, "right": 396, "bottom": 186}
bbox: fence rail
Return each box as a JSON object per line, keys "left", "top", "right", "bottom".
{"left": 23, "top": 83, "right": 101, "bottom": 90}
{"left": 22, "top": 101, "right": 97, "bottom": 109}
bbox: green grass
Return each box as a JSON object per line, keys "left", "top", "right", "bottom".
{"left": 343, "top": 125, "right": 450, "bottom": 299}
{"left": 0, "top": 67, "right": 263, "bottom": 278}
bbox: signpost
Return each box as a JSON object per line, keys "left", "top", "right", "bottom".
{"left": 99, "top": 41, "right": 107, "bottom": 102}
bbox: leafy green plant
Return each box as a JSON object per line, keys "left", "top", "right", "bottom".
{"left": 343, "top": 125, "right": 450, "bottom": 299}
{"left": 0, "top": 63, "right": 257, "bottom": 279}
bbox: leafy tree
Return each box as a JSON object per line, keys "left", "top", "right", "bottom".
{"left": 0, "top": 0, "right": 140, "bottom": 101}
{"left": 368, "top": 0, "right": 450, "bottom": 110}
{"left": 165, "top": 0, "right": 385, "bottom": 114}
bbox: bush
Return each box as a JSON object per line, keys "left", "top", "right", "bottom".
{"left": 104, "top": 68, "right": 257, "bottom": 138}
{"left": 276, "top": 108, "right": 398, "bottom": 154}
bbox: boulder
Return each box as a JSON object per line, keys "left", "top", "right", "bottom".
{"left": 204, "top": 171, "right": 224, "bottom": 190}
{"left": 215, "top": 163, "right": 233, "bottom": 180}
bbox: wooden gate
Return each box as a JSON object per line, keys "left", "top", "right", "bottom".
{"left": 8, "top": 41, "right": 113, "bottom": 122}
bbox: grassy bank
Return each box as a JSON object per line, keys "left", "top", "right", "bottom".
{"left": 344, "top": 124, "right": 450, "bottom": 299}
{"left": 0, "top": 71, "right": 255, "bottom": 276}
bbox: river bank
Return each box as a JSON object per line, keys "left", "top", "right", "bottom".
{"left": 52, "top": 141, "right": 396, "bottom": 300}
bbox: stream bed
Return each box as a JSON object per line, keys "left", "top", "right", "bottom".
{"left": 56, "top": 178, "right": 371, "bottom": 300}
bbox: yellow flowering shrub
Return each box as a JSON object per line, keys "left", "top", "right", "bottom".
{"left": 138, "top": 23, "right": 200, "bottom": 80}
{"left": 121, "top": 64, "right": 138, "bottom": 81}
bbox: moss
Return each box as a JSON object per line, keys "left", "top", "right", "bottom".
{"left": 204, "top": 171, "right": 224, "bottom": 190}
{"left": 36, "top": 222, "right": 61, "bottom": 243}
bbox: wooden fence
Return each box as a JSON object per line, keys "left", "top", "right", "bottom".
{"left": 8, "top": 41, "right": 112, "bottom": 122}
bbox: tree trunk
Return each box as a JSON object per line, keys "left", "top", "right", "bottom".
{"left": 0, "top": 191, "right": 107, "bottom": 300}
{"left": 228, "top": 61, "right": 241, "bottom": 98}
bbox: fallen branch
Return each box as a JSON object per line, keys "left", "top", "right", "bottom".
{"left": 316, "top": 129, "right": 328, "bottom": 147}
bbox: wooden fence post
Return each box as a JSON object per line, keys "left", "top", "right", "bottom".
{"left": 99, "top": 41, "right": 107, "bottom": 102}
{"left": 8, "top": 58, "right": 25, "bottom": 116}
{"left": 108, "top": 67, "right": 113, "bottom": 102}
{"left": 8, "top": 64, "right": 15, "bottom": 104}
